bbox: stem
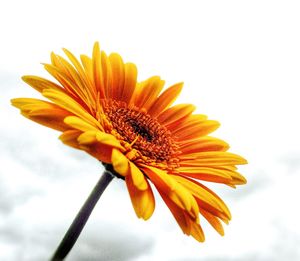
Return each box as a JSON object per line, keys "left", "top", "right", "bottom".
{"left": 50, "top": 170, "right": 114, "bottom": 261}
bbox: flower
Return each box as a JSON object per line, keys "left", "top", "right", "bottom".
{"left": 11, "top": 42, "right": 247, "bottom": 242}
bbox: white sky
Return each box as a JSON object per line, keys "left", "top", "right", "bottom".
{"left": 1, "top": 0, "right": 300, "bottom": 260}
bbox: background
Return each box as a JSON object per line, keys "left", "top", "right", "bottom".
{"left": 1, "top": 0, "right": 300, "bottom": 260}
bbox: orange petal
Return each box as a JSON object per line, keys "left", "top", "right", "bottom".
{"left": 120, "top": 63, "right": 137, "bottom": 103}
{"left": 126, "top": 174, "right": 155, "bottom": 220}
{"left": 179, "top": 136, "right": 229, "bottom": 154}
{"left": 171, "top": 175, "right": 231, "bottom": 220}
{"left": 92, "top": 42, "right": 105, "bottom": 98}
{"left": 108, "top": 53, "right": 124, "bottom": 101}
{"left": 148, "top": 82, "right": 184, "bottom": 117}
{"left": 133, "top": 76, "right": 165, "bottom": 110}
{"left": 158, "top": 190, "right": 191, "bottom": 235}
{"left": 200, "top": 208, "right": 224, "bottom": 236}
{"left": 142, "top": 165, "right": 198, "bottom": 217}
{"left": 166, "top": 114, "right": 206, "bottom": 134}
{"left": 174, "top": 120, "right": 220, "bottom": 140}
{"left": 100, "top": 51, "right": 112, "bottom": 98}
{"left": 157, "top": 104, "right": 196, "bottom": 126}
{"left": 158, "top": 189, "right": 205, "bottom": 242}
{"left": 178, "top": 151, "right": 248, "bottom": 166}
{"left": 196, "top": 197, "right": 230, "bottom": 224}
{"left": 84, "top": 143, "right": 114, "bottom": 163}
{"left": 189, "top": 219, "right": 205, "bottom": 242}
{"left": 177, "top": 167, "right": 233, "bottom": 184}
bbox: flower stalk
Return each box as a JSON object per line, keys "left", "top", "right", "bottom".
{"left": 51, "top": 170, "right": 114, "bottom": 260}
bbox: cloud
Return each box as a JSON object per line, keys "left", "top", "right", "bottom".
{"left": 170, "top": 255, "right": 262, "bottom": 261}
{"left": 268, "top": 220, "right": 300, "bottom": 261}
{"left": 68, "top": 221, "right": 154, "bottom": 261}
{"left": 280, "top": 154, "right": 300, "bottom": 176}
{"left": 1, "top": 218, "right": 154, "bottom": 261}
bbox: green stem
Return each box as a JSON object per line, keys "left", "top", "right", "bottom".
{"left": 50, "top": 170, "right": 114, "bottom": 261}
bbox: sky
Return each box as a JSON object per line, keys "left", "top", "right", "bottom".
{"left": 1, "top": 0, "right": 300, "bottom": 260}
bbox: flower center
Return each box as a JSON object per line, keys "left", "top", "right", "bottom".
{"left": 127, "top": 119, "right": 153, "bottom": 142}
{"left": 102, "top": 100, "right": 178, "bottom": 164}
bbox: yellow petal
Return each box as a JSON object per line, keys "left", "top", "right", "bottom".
{"left": 111, "top": 149, "right": 129, "bottom": 176}
{"left": 141, "top": 165, "right": 176, "bottom": 192}
{"left": 63, "top": 48, "right": 96, "bottom": 101}
{"left": 228, "top": 170, "right": 247, "bottom": 185}
{"left": 126, "top": 175, "right": 155, "bottom": 220}
{"left": 129, "top": 162, "right": 148, "bottom": 190}
{"left": 64, "top": 116, "right": 98, "bottom": 132}
{"left": 80, "top": 54, "right": 94, "bottom": 87}
{"left": 46, "top": 58, "right": 96, "bottom": 113}
{"left": 167, "top": 184, "right": 198, "bottom": 217}
{"left": 142, "top": 165, "right": 198, "bottom": 217}
{"left": 22, "top": 75, "right": 64, "bottom": 93}
{"left": 59, "top": 130, "right": 82, "bottom": 149}
{"left": 42, "top": 89, "right": 101, "bottom": 130}
{"left": 77, "top": 130, "right": 123, "bottom": 150}
{"left": 11, "top": 98, "right": 72, "bottom": 131}
{"left": 44, "top": 62, "right": 84, "bottom": 101}
{"left": 96, "top": 132, "right": 123, "bottom": 149}
{"left": 77, "top": 131, "right": 98, "bottom": 144}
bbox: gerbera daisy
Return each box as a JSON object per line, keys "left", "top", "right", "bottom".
{"left": 11, "top": 42, "right": 247, "bottom": 247}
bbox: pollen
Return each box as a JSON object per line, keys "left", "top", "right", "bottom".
{"left": 102, "top": 100, "right": 179, "bottom": 163}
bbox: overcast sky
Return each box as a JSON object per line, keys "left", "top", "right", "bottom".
{"left": 1, "top": 0, "right": 300, "bottom": 260}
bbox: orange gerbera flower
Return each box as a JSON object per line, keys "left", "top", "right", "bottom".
{"left": 12, "top": 42, "right": 247, "bottom": 242}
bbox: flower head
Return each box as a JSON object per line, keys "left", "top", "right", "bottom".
{"left": 12, "top": 42, "right": 247, "bottom": 242}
